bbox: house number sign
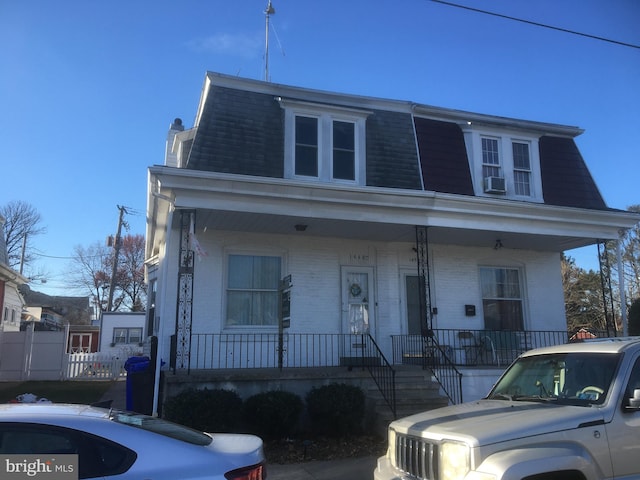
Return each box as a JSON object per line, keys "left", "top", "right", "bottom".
{"left": 349, "top": 253, "right": 370, "bottom": 265}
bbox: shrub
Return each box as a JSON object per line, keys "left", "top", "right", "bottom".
{"left": 163, "top": 388, "right": 243, "bottom": 432}
{"left": 244, "top": 390, "right": 303, "bottom": 439}
{"left": 305, "top": 383, "right": 365, "bottom": 437}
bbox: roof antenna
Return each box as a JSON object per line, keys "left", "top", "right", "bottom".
{"left": 264, "top": 0, "right": 275, "bottom": 82}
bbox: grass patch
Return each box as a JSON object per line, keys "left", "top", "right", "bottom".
{"left": 0, "top": 381, "right": 113, "bottom": 404}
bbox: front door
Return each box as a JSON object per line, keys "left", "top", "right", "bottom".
{"left": 404, "top": 274, "right": 423, "bottom": 335}
{"left": 340, "top": 267, "right": 375, "bottom": 367}
{"left": 341, "top": 267, "right": 375, "bottom": 337}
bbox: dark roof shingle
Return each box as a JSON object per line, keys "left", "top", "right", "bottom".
{"left": 539, "top": 136, "right": 606, "bottom": 210}
{"left": 414, "top": 117, "right": 474, "bottom": 195}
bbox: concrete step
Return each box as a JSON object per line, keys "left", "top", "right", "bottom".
{"left": 366, "top": 368, "right": 450, "bottom": 436}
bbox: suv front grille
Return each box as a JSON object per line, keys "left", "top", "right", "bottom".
{"left": 395, "top": 434, "right": 438, "bottom": 480}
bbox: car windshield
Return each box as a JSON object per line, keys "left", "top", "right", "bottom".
{"left": 489, "top": 352, "right": 621, "bottom": 405}
{"left": 110, "top": 411, "right": 212, "bottom": 446}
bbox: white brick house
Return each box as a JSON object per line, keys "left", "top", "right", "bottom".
{"left": 145, "top": 73, "right": 638, "bottom": 405}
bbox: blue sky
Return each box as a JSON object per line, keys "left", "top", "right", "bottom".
{"left": 2, "top": 0, "right": 638, "bottom": 296}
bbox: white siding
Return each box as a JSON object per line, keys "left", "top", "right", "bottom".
{"left": 99, "top": 312, "right": 146, "bottom": 358}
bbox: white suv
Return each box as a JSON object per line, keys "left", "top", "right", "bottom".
{"left": 374, "top": 337, "right": 640, "bottom": 480}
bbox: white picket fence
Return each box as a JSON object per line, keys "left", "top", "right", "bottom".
{"left": 0, "top": 326, "right": 130, "bottom": 381}
{"left": 64, "top": 353, "right": 126, "bottom": 381}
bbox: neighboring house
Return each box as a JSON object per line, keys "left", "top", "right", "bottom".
{"left": 0, "top": 215, "right": 27, "bottom": 333}
{"left": 145, "top": 73, "right": 639, "bottom": 404}
{"left": 19, "top": 286, "right": 91, "bottom": 331}
{"left": 99, "top": 312, "right": 145, "bottom": 358}
{"left": 67, "top": 324, "right": 100, "bottom": 353}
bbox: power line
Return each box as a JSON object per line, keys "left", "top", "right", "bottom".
{"left": 429, "top": 0, "right": 640, "bottom": 50}
{"left": 32, "top": 252, "right": 106, "bottom": 260}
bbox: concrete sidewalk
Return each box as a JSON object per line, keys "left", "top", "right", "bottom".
{"left": 99, "top": 378, "right": 127, "bottom": 409}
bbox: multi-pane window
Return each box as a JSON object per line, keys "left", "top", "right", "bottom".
{"left": 128, "top": 328, "right": 142, "bottom": 344}
{"left": 293, "top": 115, "right": 357, "bottom": 182}
{"left": 512, "top": 142, "right": 531, "bottom": 196}
{"left": 481, "top": 137, "right": 501, "bottom": 178}
{"left": 332, "top": 121, "right": 355, "bottom": 180}
{"left": 466, "top": 127, "right": 540, "bottom": 199}
{"left": 480, "top": 267, "right": 524, "bottom": 331}
{"left": 113, "top": 328, "right": 143, "bottom": 344}
{"left": 226, "top": 255, "right": 281, "bottom": 327}
{"left": 281, "top": 98, "right": 367, "bottom": 184}
{"left": 295, "top": 116, "right": 318, "bottom": 177}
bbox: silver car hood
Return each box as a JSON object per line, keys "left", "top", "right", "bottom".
{"left": 391, "top": 399, "right": 604, "bottom": 446}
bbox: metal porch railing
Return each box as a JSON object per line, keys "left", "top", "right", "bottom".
{"left": 185, "top": 333, "right": 397, "bottom": 416}
{"left": 391, "top": 329, "right": 570, "bottom": 368}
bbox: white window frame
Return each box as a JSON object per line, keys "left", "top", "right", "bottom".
{"left": 462, "top": 126, "right": 543, "bottom": 202}
{"left": 223, "top": 250, "right": 284, "bottom": 331}
{"left": 478, "top": 266, "right": 527, "bottom": 331}
{"left": 279, "top": 98, "right": 370, "bottom": 185}
{"left": 112, "top": 327, "right": 143, "bottom": 345}
{"left": 512, "top": 141, "right": 532, "bottom": 196}
{"left": 481, "top": 136, "right": 502, "bottom": 178}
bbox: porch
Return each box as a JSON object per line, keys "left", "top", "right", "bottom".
{"left": 176, "top": 329, "right": 569, "bottom": 371}
{"left": 163, "top": 328, "right": 570, "bottom": 417}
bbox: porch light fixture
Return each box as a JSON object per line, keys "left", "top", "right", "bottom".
{"left": 294, "top": 224, "right": 307, "bottom": 232}
{"left": 494, "top": 239, "right": 503, "bottom": 250}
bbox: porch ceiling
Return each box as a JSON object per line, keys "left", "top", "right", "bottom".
{"left": 193, "top": 209, "right": 596, "bottom": 252}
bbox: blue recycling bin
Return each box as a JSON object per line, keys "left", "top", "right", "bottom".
{"left": 124, "top": 356, "right": 151, "bottom": 412}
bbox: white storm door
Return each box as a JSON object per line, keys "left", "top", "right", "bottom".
{"left": 341, "top": 267, "right": 375, "bottom": 338}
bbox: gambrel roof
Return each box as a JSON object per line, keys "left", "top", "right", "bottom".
{"left": 183, "top": 72, "right": 606, "bottom": 211}
{"left": 147, "top": 72, "right": 637, "bottom": 260}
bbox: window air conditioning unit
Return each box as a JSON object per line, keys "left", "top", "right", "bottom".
{"left": 484, "top": 176, "right": 506, "bottom": 194}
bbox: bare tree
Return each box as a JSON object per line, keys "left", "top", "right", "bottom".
{"left": 69, "top": 234, "right": 147, "bottom": 314}
{"left": 116, "top": 234, "right": 147, "bottom": 312}
{"left": 619, "top": 205, "right": 640, "bottom": 305}
{"left": 69, "top": 242, "right": 112, "bottom": 317}
{"left": 599, "top": 205, "right": 640, "bottom": 330}
{"left": 0, "top": 200, "right": 46, "bottom": 271}
{"left": 562, "top": 254, "right": 606, "bottom": 334}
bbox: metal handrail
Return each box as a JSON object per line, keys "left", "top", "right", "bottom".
{"left": 361, "top": 334, "right": 396, "bottom": 418}
{"left": 422, "top": 332, "right": 464, "bottom": 404}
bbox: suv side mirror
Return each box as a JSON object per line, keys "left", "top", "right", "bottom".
{"left": 626, "top": 388, "right": 640, "bottom": 410}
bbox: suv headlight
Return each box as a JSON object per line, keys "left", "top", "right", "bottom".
{"left": 440, "top": 441, "right": 470, "bottom": 480}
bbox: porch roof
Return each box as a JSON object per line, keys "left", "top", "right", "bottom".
{"left": 146, "top": 166, "right": 638, "bottom": 257}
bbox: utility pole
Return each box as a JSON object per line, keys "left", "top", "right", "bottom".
{"left": 107, "top": 205, "right": 127, "bottom": 312}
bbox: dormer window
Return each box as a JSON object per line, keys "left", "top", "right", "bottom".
{"left": 482, "top": 137, "right": 501, "bottom": 178}
{"left": 512, "top": 142, "right": 531, "bottom": 196}
{"left": 464, "top": 126, "right": 542, "bottom": 202}
{"left": 295, "top": 116, "right": 319, "bottom": 176}
{"left": 279, "top": 98, "right": 370, "bottom": 185}
{"left": 332, "top": 121, "right": 355, "bottom": 180}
